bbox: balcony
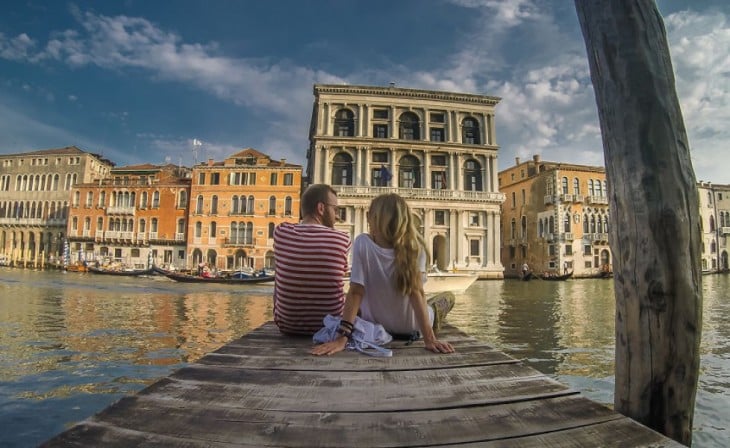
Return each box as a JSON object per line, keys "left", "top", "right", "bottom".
{"left": 584, "top": 233, "right": 609, "bottom": 243}
{"left": 0, "top": 218, "right": 66, "bottom": 227}
{"left": 148, "top": 232, "right": 158, "bottom": 240}
{"left": 175, "top": 233, "right": 185, "bottom": 241}
{"left": 559, "top": 194, "right": 573, "bottom": 203}
{"left": 106, "top": 206, "right": 136, "bottom": 215}
{"left": 721, "top": 227, "right": 730, "bottom": 235}
{"left": 335, "top": 186, "right": 504, "bottom": 204}
{"left": 544, "top": 195, "right": 555, "bottom": 205}
{"left": 573, "top": 194, "right": 584, "bottom": 203}
{"left": 223, "top": 238, "right": 254, "bottom": 247}
{"left": 587, "top": 196, "right": 609, "bottom": 205}
{"left": 564, "top": 233, "right": 574, "bottom": 241}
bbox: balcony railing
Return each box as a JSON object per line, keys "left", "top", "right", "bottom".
{"left": 587, "top": 196, "right": 609, "bottom": 205}
{"left": 175, "top": 233, "right": 185, "bottom": 241}
{"left": 148, "top": 232, "right": 158, "bottom": 240}
{"left": 584, "top": 233, "right": 609, "bottom": 242}
{"left": 574, "top": 194, "right": 584, "bottom": 203}
{"left": 544, "top": 195, "right": 555, "bottom": 205}
{"left": 559, "top": 194, "right": 573, "bottom": 203}
{"left": 106, "top": 206, "right": 136, "bottom": 215}
{"left": 721, "top": 227, "right": 730, "bottom": 235}
{"left": 0, "top": 218, "right": 66, "bottom": 226}
{"left": 335, "top": 186, "right": 504, "bottom": 203}
{"left": 564, "top": 233, "right": 574, "bottom": 241}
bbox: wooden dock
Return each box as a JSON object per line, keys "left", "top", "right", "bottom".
{"left": 41, "top": 322, "right": 683, "bottom": 447}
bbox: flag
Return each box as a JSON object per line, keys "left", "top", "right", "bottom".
{"left": 379, "top": 165, "right": 392, "bottom": 185}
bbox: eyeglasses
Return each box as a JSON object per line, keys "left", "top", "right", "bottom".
{"left": 322, "top": 202, "right": 338, "bottom": 210}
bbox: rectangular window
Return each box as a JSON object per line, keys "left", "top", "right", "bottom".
{"left": 211, "top": 173, "right": 220, "bottom": 185}
{"left": 565, "top": 244, "right": 573, "bottom": 255}
{"left": 373, "top": 109, "right": 389, "bottom": 119}
{"left": 430, "top": 128, "right": 445, "bottom": 142}
{"left": 431, "top": 155, "right": 447, "bottom": 166}
{"left": 584, "top": 245, "right": 592, "bottom": 255}
{"left": 372, "top": 152, "right": 388, "bottom": 163}
{"left": 270, "top": 173, "right": 278, "bottom": 185}
{"left": 373, "top": 124, "right": 388, "bottom": 139}
{"left": 469, "top": 212, "right": 479, "bottom": 227}
{"left": 432, "top": 171, "right": 447, "bottom": 190}
{"left": 430, "top": 112, "right": 445, "bottom": 123}
{"left": 549, "top": 245, "right": 557, "bottom": 256}
{"left": 434, "top": 210, "right": 445, "bottom": 226}
{"left": 283, "top": 173, "right": 293, "bottom": 185}
{"left": 469, "top": 239, "right": 480, "bottom": 256}
{"left": 198, "top": 173, "right": 205, "bottom": 185}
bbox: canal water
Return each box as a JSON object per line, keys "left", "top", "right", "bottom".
{"left": 0, "top": 268, "right": 727, "bottom": 447}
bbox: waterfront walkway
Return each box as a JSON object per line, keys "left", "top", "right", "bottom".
{"left": 41, "top": 322, "right": 682, "bottom": 447}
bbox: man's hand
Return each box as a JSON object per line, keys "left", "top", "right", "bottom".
{"left": 424, "top": 339, "right": 455, "bottom": 354}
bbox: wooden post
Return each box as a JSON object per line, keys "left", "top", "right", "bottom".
{"left": 574, "top": 1, "right": 702, "bottom": 445}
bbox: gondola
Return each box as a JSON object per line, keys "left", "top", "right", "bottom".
{"left": 88, "top": 265, "right": 154, "bottom": 276}
{"left": 540, "top": 271, "right": 573, "bottom": 281}
{"left": 157, "top": 268, "right": 274, "bottom": 284}
{"left": 521, "top": 271, "right": 533, "bottom": 281}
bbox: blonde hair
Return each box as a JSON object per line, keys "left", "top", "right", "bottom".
{"left": 368, "top": 193, "right": 429, "bottom": 296}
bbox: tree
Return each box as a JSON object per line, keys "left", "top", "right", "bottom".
{"left": 574, "top": 1, "right": 702, "bottom": 445}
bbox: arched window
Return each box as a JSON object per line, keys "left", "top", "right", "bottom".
{"left": 710, "top": 215, "right": 716, "bottom": 232}
{"left": 398, "top": 155, "right": 421, "bottom": 188}
{"left": 139, "top": 219, "right": 146, "bottom": 232}
{"left": 539, "top": 219, "right": 544, "bottom": 238}
{"left": 548, "top": 216, "right": 555, "bottom": 234}
{"left": 590, "top": 215, "right": 597, "bottom": 233}
{"left": 331, "top": 152, "right": 353, "bottom": 185}
{"left": 268, "top": 222, "right": 275, "bottom": 239}
{"left": 99, "top": 191, "right": 106, "bottom": 207}
{"left": 564, "top": 213, "right": 571, "bottom": 232}
{"left": 462, "top": 117, "right": 481, "bottom": 144}
{"left": 268, "top": 196, "right": 276, "bottom": 215}
{"left": 464, "top": 159, "right": 482, "bottom": 191}
{"left": 596, "top": 179, "right": 603, "bottom": 197}
{"left": 211, "top": 195, "right": 218, "bottom": 215}
{"left": 597, "top": 214, "right": 603, "bottom": 233}
{"left": 151, "top": 218, "right": 158, "bottom": 233}
{"left": 178, "top": 190, "right": 187, "bottom": 208}
{"left": 399, "top": 112, "right": 420, "bottom": 140}
{"left": 247, "top": 195, "right": 255, "bottom": 214}
{"left": 588, "top": 180, "right": 595, "bottom": 196}
{"left": 510, "top": 218, "right": 516, "bottom": 239}
{"left": 210, "top": 221, "right": 217, "bottom": 238}
{"left": 603, "top": 180, "right": 608, "bottom": 196}
{"left": 140, "top": 191, "right": 148, "bottom": 208}
{"left": 583, "top": 214, "right": 589, "bottom": 233}
{"left": 195, "top": 221, "right": 202, "bottom": 238}
{"left": 97, "top": 217, "right": 103, "bottom": 231}
{"left": 196, "top": 195, "right": 204, "bottom": 214}
{"left": 562, "top": 177, "right": 569, "bottom": 194}
{"left": 176, "top": 219, "right": 184, "bottom": 235}
{"left": 334, "top": 109, "right": 355, "bottom": 137}
{"left": 604, "top": 215, "right": 609, "bottom": 233}
{"left": 521, "top": 216, "right": 527, "bottom": 238}
{"left": 284, "top": 196, "right": 292, "bottom": 216}
{"left": 246, "top": 222, "right": 254, "bottom": 244}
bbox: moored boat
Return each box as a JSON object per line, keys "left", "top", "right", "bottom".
{"left": 157, "top": 268, "right": 274, "bottom": 284}
{"left": 88, "top": 266, "right": 154, "bottom": 276}
{"left": 541, "top": 271, "right": 573, "bottom": 281}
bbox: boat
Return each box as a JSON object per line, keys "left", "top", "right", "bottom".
{"left": 344, "top": 270, "right": 479, "bottom": 294}
{"left": 521, "top": 271, "right": 533, "bottom": 281}
{"left": 157, "top": 268, "right": 275, "bottom": 284}
{"left": 65, "top": 261, "right": 89, "bottom": 273}
{"left": 541, "top": 271, "right": 573, "bottom": 281}
{"left": 88, "top": 265, "right": 154, "bottom": 276}
{"left": 424, "top": 271, "right": 478, "bottom": 294}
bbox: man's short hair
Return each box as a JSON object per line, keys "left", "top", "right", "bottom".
{"left": 301, "top": 184, "right": 337, "bottom": 217}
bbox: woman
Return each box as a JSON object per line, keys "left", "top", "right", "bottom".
{"left": 311, "top": 193, "right": 455, "bottom": 355}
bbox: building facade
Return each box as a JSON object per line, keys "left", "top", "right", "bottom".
{"left": 0, "top": 146, "right": 113, "bottom": 266}
{"left": 307, "top": 84, "right": 504, "bottom": 278}
{"left": 498, "top": 155, "right": 612, "bottom": 278}
{"left": 697, "top": 181, "right": 730, "bottom": 272}
{"left": 188, "top": 148, "right": 302, "bottom": 271}
{"left": 67, "top": 164, "right": 191, "bottom": 268}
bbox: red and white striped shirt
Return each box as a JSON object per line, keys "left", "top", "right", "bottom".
{"left": 273, "top": 223, "right": 351, "bottom": 335}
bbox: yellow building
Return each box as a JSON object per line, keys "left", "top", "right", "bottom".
{"left": 499, "top": 155, "right": 612, "bottom": 278}
{"left": 0, "top": 146, "right": 113, "bottom": 266}
{"left": 188, "top": 148, "right": 301, "bottom": 271}
{"left": 307, "top": 84, "right": 505, "bottom": 278}
{"left": 697, "top": 181, "right": 730, "bottom": 272}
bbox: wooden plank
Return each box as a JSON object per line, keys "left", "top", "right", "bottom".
{"left": 135, "top": 365, "right": 574, "bottom": 412}
{"left": 47, "top": 395, "right": 627, "bottom": 448}
{"left": 39, "top": 321, "right": 685, "bottom": 448}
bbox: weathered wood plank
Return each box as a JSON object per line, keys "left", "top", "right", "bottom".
{"left": 40, "top": 321, "right": 684, "bottom": 448}
{"left": 47, "top": 395, "right": 627, "bottom": 447}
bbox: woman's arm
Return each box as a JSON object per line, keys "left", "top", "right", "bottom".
{"left": 408, "top": 280, "right": 455, "bottom": 354}
{"left": 310, "top": 283, "right": 364, "bottom": 356}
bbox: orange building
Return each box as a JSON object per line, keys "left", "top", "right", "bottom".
{"left": 67, "top": 164, "right": 191, "bottom": 268}
{"left": 188, "top": 148, "right": 302, "bottom": 271}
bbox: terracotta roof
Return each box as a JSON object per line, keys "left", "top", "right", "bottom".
{"left": 3, "top": 145, "right": 85, "bottom": 157}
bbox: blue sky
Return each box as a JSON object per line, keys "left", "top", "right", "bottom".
{"left": 1, "top": 1, "right": 728, "bottom": 182}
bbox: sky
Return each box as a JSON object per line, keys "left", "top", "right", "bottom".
{"left": 0, "top": 1, "right": 728, "bottom": 183}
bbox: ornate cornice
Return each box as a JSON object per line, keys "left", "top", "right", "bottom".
{"left": 314, "top": 84, "right": 501, "bottom": 106}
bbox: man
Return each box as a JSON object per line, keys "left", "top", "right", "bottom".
{"left": 273, "top": 184, "right": 351, "bottom": 335}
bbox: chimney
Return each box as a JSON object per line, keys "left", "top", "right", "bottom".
{"left": 533, "top": 154, "right": 541, "bottom": 163}
{"left": 207, "top": 158, "right": 214, "bottom": 166}
{"left": 280, "top": 158, "right": 286, "bottom": 165}
{"left": 515, "top": 157, "right": 520, "bottom": 166}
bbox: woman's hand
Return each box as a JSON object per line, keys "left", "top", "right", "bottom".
{"left": 424, "top": 338, "right": 455, "bottom": 354}
{"left": 310, "top": 336, "right": 348, "bottom": 356}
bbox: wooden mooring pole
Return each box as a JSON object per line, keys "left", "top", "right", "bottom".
{"left": 575, "top": 1, "right": 703, "bottom": 445}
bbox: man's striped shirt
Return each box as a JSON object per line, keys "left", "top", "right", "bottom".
{"left": 273, "top": 223, "right": 351, "bottom": 335}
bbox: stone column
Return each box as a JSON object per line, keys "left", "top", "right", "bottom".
{"left": 354, "top": 147, "right": 362, "bottom": 186}
{"left": 358, "top": 104, "right": 364, "bottom": 137}
{"left": 323, "top": 146, "right": 331, "bottom": 185}
{"left": 423, "top": 150, "right": 431, "bottom": 190}
{"left": 449, "top": 209, "right": 458, "bottom": 269}
{"left": 363, "top": 146, "right": 371, "bottom": 187}
{"left": 390, "top": 106, "right": 397, "bottom": 140}
{"left": 323, "top": 103, "right": 331, "bottom": 136}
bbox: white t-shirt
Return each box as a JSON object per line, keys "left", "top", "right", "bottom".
{"left": 349, "top": 234, "right": 427, "bottom": 334}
